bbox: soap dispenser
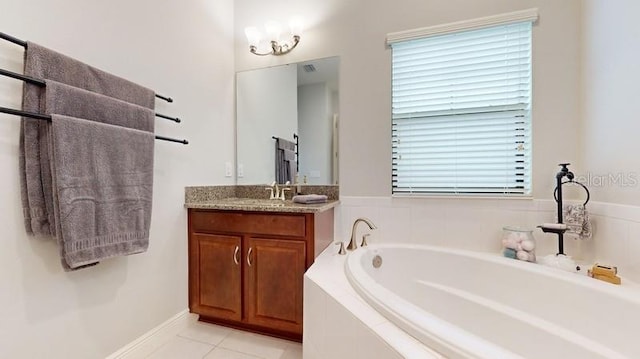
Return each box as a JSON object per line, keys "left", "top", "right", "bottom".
{"left": 295, "top": 174, "right": 302, "bottom": 194}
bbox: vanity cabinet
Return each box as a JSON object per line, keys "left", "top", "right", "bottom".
{"left": 187, "top": 208, "right": 333, "bottom": 341}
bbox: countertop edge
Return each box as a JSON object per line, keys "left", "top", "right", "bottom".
{"left": 184, "top": 200, "right": 339, "bottom": 213}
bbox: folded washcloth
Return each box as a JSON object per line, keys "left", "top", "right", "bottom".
{"left": 292, "top": 194, "right": 328, "bottom": 204}
{"left": 40, "top": 81, "right": 155, "bottom": 237}
{"left": 50, "top": 115, "right": 154, "bottom": 270}
{"left": 21, "top": 41, "right": 155, "bottom": 236}
{"left": 563, "top": 204, "right": 592, "bottom": 240}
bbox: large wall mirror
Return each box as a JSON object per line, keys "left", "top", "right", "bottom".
{"left": 236, "top": 56, "right": 339, "bottom": 185}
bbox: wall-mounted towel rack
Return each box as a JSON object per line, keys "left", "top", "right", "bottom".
{"left": 272, "top": 134, "right": 299, "bottom": 172}
{"left": 0, "top": 68, "right": 181, "bottom": 123}
{"left": 0, "top": 32, "right": 173, "bottom": 103}
{"left": 293, "top": 133, "right": 299, "bottom": 172}
{"left": 0, "top": 106, "right": 189, "bottom": 144}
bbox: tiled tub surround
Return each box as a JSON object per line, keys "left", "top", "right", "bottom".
{"left": 305, "top": 197, "right": 640, "bottom": 359}
{"left": 303, "top": 248, "right": 443, "bottom": 359}
{"left": 335, "top": 196, "right": 640, "bottom": 283}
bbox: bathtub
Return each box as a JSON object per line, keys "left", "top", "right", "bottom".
{"left": 345, "top": 244, "right": 640, "bottom": 359}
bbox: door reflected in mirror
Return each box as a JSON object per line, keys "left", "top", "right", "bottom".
{"left": 236, "top": 56, "right": 339, "bottom": 185}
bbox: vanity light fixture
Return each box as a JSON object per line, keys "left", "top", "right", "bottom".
{"left": 244, "top": 16, "right": 303, "bottom": 56}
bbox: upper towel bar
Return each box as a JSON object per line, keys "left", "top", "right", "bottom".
{"left": 0, "top": 31, "right": 174, "bottom": 103}
{"left": 0, "top": 68, "right": 181, "bottom": 123}
{"left": 0, "top": 106, "right": 189, "bottom": 145}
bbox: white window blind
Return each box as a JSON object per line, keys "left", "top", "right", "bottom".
{"left": 391, "top": 21, "right": 532, "bottom": 195}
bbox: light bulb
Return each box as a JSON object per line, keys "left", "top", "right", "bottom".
{"left": 244, "top": 27, "right": 262, "bottom": 47}
{"left": 264, "top": 21, "right": 283, "bottom": 41}
{"left": 289, "top": 16, "right": 304, "bottom": 37}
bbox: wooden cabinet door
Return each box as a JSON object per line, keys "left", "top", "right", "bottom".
{"left": 245, "top": 237, "right": 306, "bottom": 334}
{"left": 190, "top": 233, "right": 242, "bottom": 322}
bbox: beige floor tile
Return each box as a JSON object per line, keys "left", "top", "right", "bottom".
{"left": 218, "top": 331, "right": 290, "bottom": 359}
{"left": 204, "top": 347, "right": 263, "bottom": 359}
{"left": 178, "top": 321, "right": 232, "bottom": 345}
{"left": 146, "top": 336, "right": 214, "bottom": 359}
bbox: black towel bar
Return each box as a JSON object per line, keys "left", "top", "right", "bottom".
{"left": 0, "top": 31, "right": 174, "bottom": 103}
{"left": 0, "top": 106, "right": 189, "bottom": 145}
{"left": 0, "top": 68, "right": 181, "bottom": 123}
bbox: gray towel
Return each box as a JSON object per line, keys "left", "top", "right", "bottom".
{"left": 40, "top": 80, "right": 155, "bottom": 237}
{"left": 21, "top": 41, "right": 156, "bottom": 236}
{"left": 26, "top": 42, "right": 156, "bottom": 108}
{"left": 275, "top": 137, "right": 297, "bottom": 184}
{"left": 50, "top": 115, "right": 154, "bottom": 270}
{"left": 292, "top": 194, "right": 328, "bottom": 204}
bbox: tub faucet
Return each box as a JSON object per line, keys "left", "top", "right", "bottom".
{"left": 347, "top": 218, "right": 377, "bottom": 251}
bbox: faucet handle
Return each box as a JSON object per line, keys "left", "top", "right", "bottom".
{"left": 265, "top": 187, "right": 275, "bottom": 199}
{"left": 280, "top": 187, "right": 291, "bottom": 200}
{"left": 335, "top": 242, "right": 346, "bottom": 255}
{"left": 361, "top": 233, "right": 370, "bottom": 247}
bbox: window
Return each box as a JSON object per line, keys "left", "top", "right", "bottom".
{"left": 390, "top": 14, "right": 536, "bottom": 196}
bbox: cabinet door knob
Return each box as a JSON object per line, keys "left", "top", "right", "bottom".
{"left": 233, "top": 245, "right": 240, "bottom": 265}
{"left": 247, "top": 247, "right": 253, "bottom": 267}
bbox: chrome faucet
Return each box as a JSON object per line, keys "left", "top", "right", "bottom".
{"left": 346, "top": 218, "right": 377, "bottom": 250}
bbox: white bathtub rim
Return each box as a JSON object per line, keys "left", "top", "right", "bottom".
{"left": 353, "top": 243, "right": 640, "bottom": 302}
{"left": 345, "top": 243, "right": 636, "bottom": 359}
{"left": 345, "top": 246, "right": 523, "bottom": 359}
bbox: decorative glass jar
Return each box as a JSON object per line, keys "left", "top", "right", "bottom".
{"left": 501, "top": 226, "right": 536, "bottom": 262}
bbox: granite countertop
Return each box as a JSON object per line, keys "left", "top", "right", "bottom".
{"left": 185, "top": 197, "right": 339, "bottom": 213}
{"left": 184, "top": 185, "right": 339, "bottom": 214}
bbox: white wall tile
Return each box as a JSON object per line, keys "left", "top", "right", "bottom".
{"left": 323, "top": 295, "right": 359, "bottom": 358}
{"left": 379, "top": 206, "right": 411, "bottom": 244}
{"left": 356, "top": 326, "right": 403, "bottom": 359}
{"left": 409, "top": 204, "right": 445, "bottom": 246}
{"left": 337, "top": 197, "right": 640, "bottom": 281}
{"left": 303, "top": 277, "right": 327, "bottom": 351}
{"left": 626, "top": 221, "right": 640, "bottom": 279}
{"left": 592, "top": 215, "right": 629, "bottom": 266}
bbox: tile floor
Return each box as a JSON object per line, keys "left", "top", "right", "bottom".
{"left": 146, "top": 319, "right": 302, "bottom": 359}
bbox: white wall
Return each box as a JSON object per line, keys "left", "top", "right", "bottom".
{"left": 235, "top": 0, "right": 583, "bottom": 198}
{"left": 0, "top": 0, "right": 234, "bottom": 358}
{"left": 581, "top": 0, "right": 640, "bottom": 206}
{"left": 236, "top": 64, "right": 298, "bottom": 184}
{"left": 298, "top": 83, "right": 332, "bottom": 184}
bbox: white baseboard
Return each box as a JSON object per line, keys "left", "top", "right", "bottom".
{"left": 106, "top": 309, "right": 192, "bottom": 359}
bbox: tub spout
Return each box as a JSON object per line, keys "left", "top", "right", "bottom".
{"left": 347, "top": 218, "right": 377, "bottom": 251}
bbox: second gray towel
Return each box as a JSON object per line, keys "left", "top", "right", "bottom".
{"left": 21, "top": 41, "right": 156, "bottom": 236}
{"left": 40, "top": 81, "right": 155, "bottom": 237}
{"left": 50, "top": 115, "right": 154, "bottom": 270}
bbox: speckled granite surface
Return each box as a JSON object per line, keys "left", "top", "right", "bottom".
{"left": 185, "top": 185, "right": 339, "bottom": 213}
